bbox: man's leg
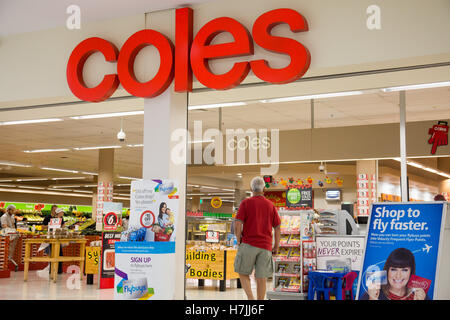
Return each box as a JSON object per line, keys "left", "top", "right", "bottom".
{"left": 254, "top": 248, "right": 274, "bottom": 300}
{"left": 239, "top": 273, "right": 255, "bottom": 300}
{"left": 256, "top": 277, "right": 267, "bottom": 300}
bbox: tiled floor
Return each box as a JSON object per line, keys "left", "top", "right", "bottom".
{"left": 0, "top": 270, "right": 114, "bottom": 300}
{"left": 0, "top": 270, "right": 272, "bottom": 300}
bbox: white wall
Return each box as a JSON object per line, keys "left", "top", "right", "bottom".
{"left": 313, "top": 187, "right": 356, "bottom": 211}
{"left": 1, "top": 0, "right": 450, "bottom": 107}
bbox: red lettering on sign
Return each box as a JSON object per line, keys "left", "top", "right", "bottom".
{"left": 67, "top": 8, "right": 310, "bottom": 102}
{"left": 117, "top": 29, "right": 174, "bottom": 98}
{"left": 175, "top": 7, "right": 193, "bottom": 92}
{"left": 67, "top": 37, "right": 119, "bottom": 102}
{"left": 250, "top": 8, "right": 310, "bottom": 84}
{"left": 190, "top": 17, "right": 253, "bottom": 90}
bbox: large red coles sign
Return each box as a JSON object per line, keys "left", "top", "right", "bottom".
{"left": 67, "top": 8, "right": 311, "bottom": 102}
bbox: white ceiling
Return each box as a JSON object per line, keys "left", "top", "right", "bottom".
{"left": 189, "top": 86, "right": 450, "bottom": 132}
{"left": 0, "top": 85, "right": 449, "bottom": 195}
{"left": 0, "top": 0, "right": 214, "bottom": 37}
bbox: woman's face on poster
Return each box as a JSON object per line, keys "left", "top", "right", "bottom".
{"left": 162, "top": 203, "right": 167, "bottom": 213}
{"left": 388, "top": 266, "right": 411, "bottom": 290}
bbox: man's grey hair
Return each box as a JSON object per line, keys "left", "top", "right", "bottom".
{"left": 250, "top": 176, "right": 265, "bottom": 192}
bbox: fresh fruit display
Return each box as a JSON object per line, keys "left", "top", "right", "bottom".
{"left": 79, "top": 219, "right": 95, "bottom": 230}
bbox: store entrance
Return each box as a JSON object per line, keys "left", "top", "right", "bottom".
{"left": 184, "top": 82, "right": 450, "bottom": 299}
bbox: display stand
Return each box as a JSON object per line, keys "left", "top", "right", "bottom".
{"left": 267, "top": 209, "right": 316, "bottom": 300}
{"left": 185, "top": 248, "right": 240, "bottom": 291}
{"left": 23, "top": 238, "right": 87, "bottom": 283}
{"left": 0, "top": 237, "right": 10, "bottom": 278}
{"left": 316, "top": 209, "right": 360, "bottom": 235}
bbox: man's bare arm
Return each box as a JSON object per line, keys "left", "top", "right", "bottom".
{"left": 272, "top": 226, "right": 280, "bottom": 254}
{"left": 234, "top": 219, "right": 243, "bottom": 244}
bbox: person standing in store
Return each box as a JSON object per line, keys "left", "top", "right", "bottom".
{"left": 42, "top": 204, "right": 58, "bottom": 228}
{"left": 41, "top": 205, "right": 65, "bottom": 274}
{"left": 1, "top": 204, "right": 19, "bottom": 271}
{"left": 234, "top": 176, "right": 281, "bottom": 300}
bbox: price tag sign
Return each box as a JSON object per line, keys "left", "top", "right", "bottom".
{"left": 102, "top": 202, "right": 123, "bottom": 232}
{"left": 85, "top": 247, "right": 101, "bottom": 274}
{"left": 210, "top": 197, "right": 222, "bottom": 209}
{"left": 104, "top": 211, "right": 119, "bottom": 231}
{"left": 49, "top": 218, "right": 62, "bottom": 230}
{"left": 205, "top": 230, "right": 220, "bottom": 243}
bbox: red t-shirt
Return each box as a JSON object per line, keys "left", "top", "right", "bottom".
{"left": 235, "top": 196, "right": 281, "bottom": 251}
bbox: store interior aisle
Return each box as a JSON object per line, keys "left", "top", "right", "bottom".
{"left": 0, "top": 272, "right": 273, "bottom": 300}
{"left": 0, "top": 271, "right": 114, "bottom": 300}
{"left": 185, "top": 278, "right": 274, "bottom": 300}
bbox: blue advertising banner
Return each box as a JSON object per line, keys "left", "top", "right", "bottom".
{"left": 357, "top": 202, "right": 446, "bottom": 300}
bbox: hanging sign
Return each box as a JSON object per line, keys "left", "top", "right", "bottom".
{"left": 264, "top": 191, "right": 286, "bottom": 207}
{"left": 67, "top": 8, "right": 311, "bottom": 102}
{"left": 428, "top": 121, "right": 448, "bottom": 154}
{"left": 286, "top": 185, "right": 313, "bottom": 208}
{"left": 210, "top": 197, "right": 222, "bottom": 209}
{"left": 357, "top": 202, "right": 447, "bottom": 300}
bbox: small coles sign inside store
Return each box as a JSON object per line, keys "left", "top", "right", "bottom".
{"left": 67, "top": 8, "right": 311, "bottom": 102}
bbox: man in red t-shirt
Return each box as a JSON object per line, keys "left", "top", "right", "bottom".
{"left": 234, "top": 176, "right": 281, "bottom": 300}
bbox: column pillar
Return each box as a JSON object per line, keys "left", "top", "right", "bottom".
{"left": 143, "top": 85, "right": 187, "bottom": 300}
{"left": 234, "top": 180, "right": 247, "bottom": 210}
{"left": 356, "top": 160, "right": 378, "bottom": 216}
{"left": 191, "top": 188, "right": 201, "bottom": 212}
{"left": 95, "top": 148, "right": 115, "bottom": 231}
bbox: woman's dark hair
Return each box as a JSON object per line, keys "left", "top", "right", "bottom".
{"left": 381, "top": 248, "right": 416, "bottom": 296}
{"left": 159, "top": 202, "right": 167, "bottom": 219}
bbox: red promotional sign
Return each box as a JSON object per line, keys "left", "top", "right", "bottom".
{"left": 67, "top": 8, "right": 310, "bottom": 102}
{"left": 264, "top": 191, "right": 286, "bottom": 207}
{"left": 103, "top": 211, "right": 119, "bottom": 231}
{"left": 140, "top": 210, "right": 156, "bottom": 228}
{"left": 428, "top": 121, "right": 448, "bottom": 155}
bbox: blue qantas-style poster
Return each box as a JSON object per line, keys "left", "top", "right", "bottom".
{"left": 357, "top": 202, "right": 446, "bottom": 300}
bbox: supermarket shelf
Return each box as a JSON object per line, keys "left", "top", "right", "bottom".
{"left": 274, "top": 257, "right": 301, "bottom": 262}
{"left": 280, "top": 230, "right": 300, "bottom": 235}
{"left": 279, "top": 242, "right": 300, "bottom": 247}
{"left": 267, "top": 291, "right": 306, "bottom": 300}
{"left": 274, "top": 272, "right": 300, "bottom": 278}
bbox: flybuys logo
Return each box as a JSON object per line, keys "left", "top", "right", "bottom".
{"left": 123, "top": 284, "right": 147, "bottom": 295}
{"left": 117, "top": 278, "right": 155, "bottom": 299}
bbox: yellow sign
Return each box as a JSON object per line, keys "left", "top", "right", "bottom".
{"left": 211, "top": 197, "right": 222, "bottom": 209}
{"left": 185, "top": 249, "right": 239, "bottom": 280}
{"left": 85, "top": 247, "right": 100, "bottom": 274}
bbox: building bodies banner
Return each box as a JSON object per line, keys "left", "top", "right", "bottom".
{"left": 357, "top": 202, "right": 447, "bottom": 300}
{"left": 114, "top": 179, "right": 179, "bottom": 300}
